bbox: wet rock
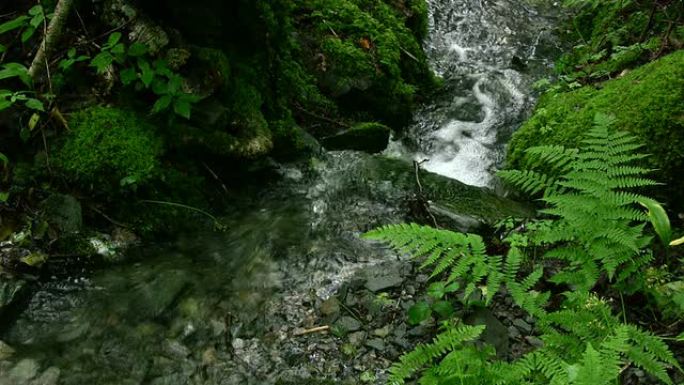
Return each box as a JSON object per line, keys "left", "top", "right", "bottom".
{"left": 365, "top": 338, "right": 386, "bottom": 351}
{"left": 348, "top": 331, "right": 367, "bottom": 347}
{"left": 0, "top": 340, "right": 15, "bottom": 360}
{"left": 42, "top": 194, "right": 82, "bottom": 234}
{"left": 365, "top": 275, "right": 404, "bottom": 292}
{"left": 321, "top": 122, "right": 391, "bottom": 154}
{"left": 32, "top": 366, "right": 60, "bottom": 385}
{"left": 512, "top": 319, "right": 532, "bottom": 334}
{"left": 8, "top": 358, "right": 39, "bottom": 384}
{"left": 319, "top": 297, "right": 340, "bottom": 317}
{"left": 465, "top": 308, "right": 509, "bottom": 358}
{"left": 373, "top": 325, "right": 391, "bottom": 338}
{"left": 525, "top": 336, "right": 544, "bottom": 348}
{"left": 162, "top": 339, "right": 191, "bottom": 359}
{"left": 508, "top": 325, "right": 521, "bottom": 339}
{"left": 0, "top": 275, "right": 27, "bottom": 316}
{"left": 335, "top": 316, "right": 362, "bottom": 333}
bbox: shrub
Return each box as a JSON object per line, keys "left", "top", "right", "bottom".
{"left": 58, "top": 106, "right": 162, "bottom": 188}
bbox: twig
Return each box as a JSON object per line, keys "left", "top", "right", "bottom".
{"left": 202, "top": 162, "right": 229, "bottom": 194}
{"left": 293, "top": 325, "right": 330, "bottom": 336}
{"left": 74, "top": 8, "right": 89, "bottom": 38}
{"left": 28, "top": 0, "right": 75, "bottom": 81}
{"left": 400, "top": 46, "right": 419, "bottom": 63}
{"left": 140, "top": 199, "right": 220, "bottom": 223}
{"left": 87, "top": 204, "right": 130, "bottom": 229}
{"left": 49, "top": 106, "right": 69, "bottom": 131}
{"left": 414, "top": 160, "right": 438, "bottom": 228}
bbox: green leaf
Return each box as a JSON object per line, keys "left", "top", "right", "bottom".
{"left": 427, "top": 282, "right": 447, "bottom": 299}
{"left": 120, "top": 67, "right": 137, "bottom": 85}
{"left": 0, "top": 152, "right": 8, "bottom": 166}
{"left": 0, "top": 99, "right": 13, "bottom": 111}
{"left": 408, "top": 301, "right": 432, "bottom": 325}
{"left": 676, "top": 331, "right": 684, "bottom": 342}
{"left": 138, "top": 59, "right": 155, "bottom": 87}
{"left": 25, "top": 98, "right": 44, "bottom": 111}
{"left": 107, "top": 32, "right": 122, "bottom": 47}
{"left": 0, "top": 191, "right": 9, "bottom": 203}
{"left": 670, "top": 236, "right": 684, "bottom": 247}
{"left": 637, "top": 197, "right": 672, "bottom": 246}
{"left": 21, "top": 27, "right": 36, "bottom": 43}
{"left": 19, "top": 126, "right": 30, "bottom": 142}
{"left": 0, "top": 43, "right": 6, "bottom": 53}
{"left": 28, "top": 5, "right": 43, "bottom": 16}
{"left": 173, "top": 98, "right": 191, "bottom": 119}
{"left": 90, "top": 52, "right": 114, "bottom": 73}
{"left": 151, "top": 94, "right": 172, "bottom": 113}
{"left": 111, "top": 43, "right": 125, "bottom": 55}
{"left": 29, "top": 13, "right": 45, "bottom": 28}
{"left": 432, "top": 300, "right": 454, "bottom": 319}
{"left": 28, "top": 112, "right": 40, "bottom": 130}
{"left": 128, "top": 42, "right": 148, "bottom": 57}
{"left": 0, "top": 63, "right": 31, "bottom": 86}
{"left": 20, "top": 252, "right": 47, "bottom": 267}
{"left": 0, "top": 16, "right": 29, "bottom": 35}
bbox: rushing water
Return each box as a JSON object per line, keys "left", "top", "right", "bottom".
{"left": 0, "top": 1, "right": 559, "bottom": 384}
{"left": 388, "top": 0, "right": 560, "bottom": 187}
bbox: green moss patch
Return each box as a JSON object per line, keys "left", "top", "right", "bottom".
{"left": 507, "top": 50, "right": 684, "bottom": 192}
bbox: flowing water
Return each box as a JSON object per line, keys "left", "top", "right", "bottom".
{"left": 0, "top": 1, "right": 560, "bottom": 384}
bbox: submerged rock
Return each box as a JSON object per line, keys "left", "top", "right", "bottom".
{"left": 321, "top": 123, "right": 391, "bottom": 154}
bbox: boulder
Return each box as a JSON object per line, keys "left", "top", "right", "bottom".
{"left": 321, "top": 123, "right": 391, "bottom": 154}
{"left": 42, "top": 194, "right": 82, "bottom": 234}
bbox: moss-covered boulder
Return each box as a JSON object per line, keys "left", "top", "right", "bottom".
{"left": 321, "top": 122, "right": 391, "bottom": 153}
{"left": 58, "top": 107, "right": 162, "bottom": 188}
{"left": 507, "top": 50, "right": 684, "bottom": 193}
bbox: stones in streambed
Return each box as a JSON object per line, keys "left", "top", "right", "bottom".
{"left": 0, "top": 358, "right": 60, "bottom": 385}
{"left": 321, "top": 123, "right": 391, "bottom": 154}
{"left": 0, "top": 341, "right": 15, "bottom": 360}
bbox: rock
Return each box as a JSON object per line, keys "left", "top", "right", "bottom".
{"left": 321, "top": 123, "right": 391, "bottom": 154}
{"left": 373, "top": 325, "right": 391, "bottom": 338}
{"left": 365, "top": 338, "right": 386, "bottom": 351}
{"left": 334, "top": 316, "right": 362, "bottom": 333}
{"left": 320, "top": 297, "right": 340, "bottom": 317}
{"left": 0, "top": 275, "right": 27, "bottom": 316}
{"left": 525, "top": 336, "right": 544, "bottom": 348}
{"left": 32, "top": 366, "right": 60, "bottom": 385}
{"left": 512, "top": 319, "right": 532, "bottom": 334}
{"left": 348, "top": 331, "right": 367, "bottom": 347}
{"left": 8, "top": 358, "right": 39, "bottom": 383}
{"left": 507, "top": 325, "right": 521, "bottom": 339}
{"left": 0, "top": 340, "right": 15, "bottom": 360}
{"left": 365, "top": 275, "right": 404, "bottom": 292}
{"left": 162, "top": 339, "right": 191, "bottom": 359}
{"left": 202, "top": 348, "right": 218, "bottom": 365}
{"left": 465, "top": 308, "right": 509, "bottom": 358}
{"left": 42, "top": 194, "right": 82, "bottom": 234}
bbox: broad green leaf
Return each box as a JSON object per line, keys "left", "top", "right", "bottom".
{"left": 0, "top": 191, "right": 9, "bottom": 203}
{"left": 0, "top": 16, "right": 29, "bottom": 35}
{"left": 25, "top": 98, "right": 44, "bottom": 111}
{"left": 427, "top": 282, "right": 447, "bottom": 299}
{"left": 128, "top": 42, "right": 148, "bottom": 57}
{"left": 19, "top": 126, "right": 30, "bottom": 142}
{"left": 407, "top": 301, "right": 432, "bottom": 325}
{"left": 432, "top": 300, "right": 454, "bottom": 318}
{"left": 138, "top": 59, "right": 155, "bottom": 87}
{"left": 0, "top": 63, "right": 31, "bottom": 86}
{"left": 20, "top": 27, "right": 36, "bottom": 43}
{"left": 29, "top": 13, "right": 45, "bottom": 28}
{"left": 637, "top": 197, "right": 672, "bottom": 246}
{"left": 67, "top": 47, "right": 76, "bottom": 58}
{"left": 0, "top": 99, "right": 12, "bottom": 111}
{"left": 0, "top": 152, "right": 8, "bottom": 166}
{"left": 20, "top": 252, "right": 47, "bottom": 267}
{"left": 90, "top": 52, "right": 114, "bottom": 73}
{"left": 151, "top": 94, "right": 172, "bottom": 113}
{"left": 111, "top": 43, "right": 125, "bottom": 55}
{"left": 120, "top": 67, "right": 137, "bottom": 85}
{"left": 107, "top": 32, "right": 122, "bottom": 47}
{"left": 28, "top": 5, "right": 43, "bottom": 16}
{"left": 173, "top": 98, "right": 191, "bottom": 119}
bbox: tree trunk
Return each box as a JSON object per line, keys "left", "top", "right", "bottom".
{"left": 28, "top": 0, "right": 75, "bottom": 82}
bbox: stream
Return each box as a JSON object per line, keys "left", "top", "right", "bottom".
{"left": 0, "top": 1, "right": 560, "bottom": 384}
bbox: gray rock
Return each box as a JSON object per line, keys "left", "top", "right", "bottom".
{"left": 365, "top": 274, "right": 404, "bottom": 292}
{"left": 335, "top": 316, "right": 362, "bottom": 333}
{"left": 465, "top": 308, "right": 509, "bottom": 358}
{"left": 525, "top": 336, "right": 544, "bottom": 348}
{"left": 365, "top": 338, "right": 386, "bottom": 351}
{"left": 348, "top": 332, "right": 366, "bottom": 347}
{"left": 162, "top": 339, "right": 191, "bottom": 359}
{"left": 321, "top": 122, "right": 391, "bottom": 154}
{"left": 31, "top": 367, "right": 60, "bottom": 385}
{"left": 8, "top": 358, "right": 39, "bottom": 383}
{"left": 512, "top": 319, "right": 532, "bottom": 334}
{"left": 508, "top": 325, "right": 521, "bottom": 339}
{"left": 373, "top": 325, "right": 391, "bottom": 338}
{"left": 42, "top": 194, "right": 82, "bottom": 234}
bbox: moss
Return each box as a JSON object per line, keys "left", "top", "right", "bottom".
{"left": 507, "top": 49, "right": 684, "bottom": 194}
{"left": 58, "top": 107, "right": 162, "bottom": 188}
{"left": 321, "top": 122, "right": 391, "bottom": 153}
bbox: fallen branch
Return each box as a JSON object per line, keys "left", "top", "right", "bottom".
{"left": 28, "top": 0, "right": 75, "bottom": 82}
{"left": 293, "top": 325, "right": 330, "bottom": 336}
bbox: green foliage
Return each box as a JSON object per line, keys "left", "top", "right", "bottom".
{"left": 90, "top": 33, "right": 200, "bottom": 119}
{"left": 57, "top": 106, "right": 161, "bottom": 188}
{"left": 507, "top": 50, "right": 684, "bottom": 199}
{"left": 367, "top": 119, "right": 681, "bottom": 385}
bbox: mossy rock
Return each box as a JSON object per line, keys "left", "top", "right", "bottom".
{"left": 58, "top": 107, "right": 162, "bottom": 188}
{"left": 321, "top": 122, "right": 391, "bottom": 153}
{"left": 507, "top": 50, "right": 684, "bottom": 194}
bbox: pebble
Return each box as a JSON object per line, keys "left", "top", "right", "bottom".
{"left": 334, "top": 316, "right": 362, "bottom": 333}
{"left": 365, "top": 338, "right": 386, "bottom": 351}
